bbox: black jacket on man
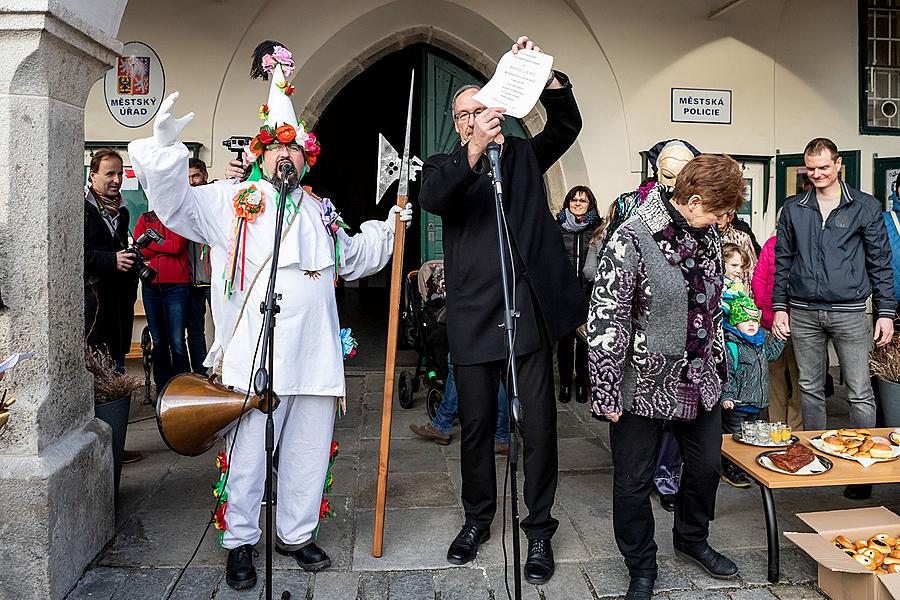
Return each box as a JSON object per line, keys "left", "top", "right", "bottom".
{"left": 84, "top": 190, "right": 138, "bottom": 361}
{"left": 773, "top": 180, "right": 895, "bottom": 318}
{"left": 420, "top": 74, "right": 585, "bottom": 366}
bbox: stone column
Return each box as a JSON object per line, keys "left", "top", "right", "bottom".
{"left": 0, "top": 4, "right": 122, "bottom": 600}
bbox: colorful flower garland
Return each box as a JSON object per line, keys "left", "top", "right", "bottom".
{"left": 223, "top": 184, "right": 264, "bottom": 299}
{"left": 315, "top": 440, "right": 340, "bottom": 538}
{"left": 213, "top": 451, "right": 229, "bottom": 546}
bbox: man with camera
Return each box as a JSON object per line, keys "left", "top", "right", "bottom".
{"left": 84, "top": 148, "right": 142, "bottom": 463}
{"left": 134, "top": 207, "right": 191, "bottom": 393}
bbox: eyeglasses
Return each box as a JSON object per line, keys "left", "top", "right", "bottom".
{"left": 265, "top": 142, "right": 303, "bottom": 153}
{"left": 454, "top": 108, "right": 485, "bottom": 122}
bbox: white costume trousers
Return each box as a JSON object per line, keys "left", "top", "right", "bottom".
{"left": 222, "top": 394, "right": 336, "bottom": 549}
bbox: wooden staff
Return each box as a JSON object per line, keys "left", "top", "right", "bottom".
{"left": 373, "top": 70, "right": 415, "bottom": 558}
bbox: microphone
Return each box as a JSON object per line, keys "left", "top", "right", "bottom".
{"left": 278, "top": 160, "right": 295, "bottom": 177}
{"left": 486, "top": 141, "right": 502, "bottom": 193}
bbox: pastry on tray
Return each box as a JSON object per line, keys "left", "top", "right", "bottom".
{"left": 817, "top": 428, "right": 898, "bottom": 460}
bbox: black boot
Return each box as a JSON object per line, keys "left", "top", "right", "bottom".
{"left": 225, "top": 544, "right": 258, "bottom": 590}
{"left": 658, "top": 493, "right": 676, "bottom": 512}
{"left": 673, "top": 540, "right": 738, "bottom": 578}
{"left": 558, "top": 385, "right": 572, "bottom": 404}
{"left": 447, "top": 523, "right": 490, "bottom": 565}
{"left": 524, "top": 539, "right": 554, "bottom": 584}
{"left": 276, "top": 540, "right": 331, "bottom": 571}
{"left": 575, "top": 384, "right": 588, "bottom": 404}
{"left": 624, "top": 576, "right": 655, "bottom": 599}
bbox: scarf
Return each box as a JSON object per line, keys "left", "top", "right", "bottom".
{"left": 662, "top": 194, "right": 708, "bottom": 239}
{"left": 724, "top": 322, "right": 765, "bottom": 347}
{"left": 94, "top": 191, "right": 122, "bottom": 218}
{"left": 557, "top": 208, "right": 598, "bottom": 233}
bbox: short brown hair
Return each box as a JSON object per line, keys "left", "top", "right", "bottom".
{"left": 89, "top": 148, "right": 123, "bottom": 173}
{"left": 672, "top": 153, "right": 745, "bottom": 214}
{"left": 803, "top": 137, "right": 839, "bottom": 161}
{"left": 189, "top": 157, "right": 207, "bottom": 175}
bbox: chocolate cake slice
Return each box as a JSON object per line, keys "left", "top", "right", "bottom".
{"left": 769, "top": 443, "right": 815, "bottom": 473}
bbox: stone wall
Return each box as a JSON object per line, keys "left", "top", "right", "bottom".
{"left": 0, "top": 3, "right": 123, "bottom": 598}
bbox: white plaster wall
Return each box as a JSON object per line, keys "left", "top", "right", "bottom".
{"left": 84, "top": 0, "right": 896, "bottom": 214}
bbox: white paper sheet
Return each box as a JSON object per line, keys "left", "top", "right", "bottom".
{"left": 472, "top": 49, "right": 554, "bottom": 118}
{"left": 0, "top": 352, "right": 35, "bottom": 374}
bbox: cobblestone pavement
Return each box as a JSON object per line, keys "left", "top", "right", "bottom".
{"left": 66, "top": 368, "right": 899, "bottom": 599}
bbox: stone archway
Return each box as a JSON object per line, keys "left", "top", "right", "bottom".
{"left": 0, "top": 3, "right": 125, "bottom": 599}
{"left": 295, "top": 18, "right": 579, "bottom": 211}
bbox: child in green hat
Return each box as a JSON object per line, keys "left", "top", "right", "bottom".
{"left": 720, "top": 293, "right": 785, "bottom": 487}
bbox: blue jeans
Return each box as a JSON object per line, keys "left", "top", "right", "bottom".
{"left": 142, "top": 283, "right": 191, "bottom": 391}
{"left": 432, "top": 354, "right": 510, "bottom": 443}
{"left": 187, "top": 285, "right": 211, "bottom": 375}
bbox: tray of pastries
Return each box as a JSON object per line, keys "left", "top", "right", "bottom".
{"left": 833, "top": 533, "right": 900, "bottom": 574}
{"left": 756, "top": 443, "right": 832, "bottom": 475}
{"left": 809, "top": 428, "right": 900, "bottom": 464}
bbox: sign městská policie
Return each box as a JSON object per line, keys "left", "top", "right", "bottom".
{"left": 671, "top": 88, "right": 732, "bottom": 125}
{"left": 104, "top": 41, "right": 165, "bottom": 128}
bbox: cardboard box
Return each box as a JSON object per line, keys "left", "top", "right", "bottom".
{"left": 786, "top": 507, "right": 900, "bottom": 600}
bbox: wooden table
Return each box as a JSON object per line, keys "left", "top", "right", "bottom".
{"left": 721, "top": 428, "right": 900, "bottom": 584}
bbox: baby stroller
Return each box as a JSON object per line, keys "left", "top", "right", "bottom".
{"left": 397, "top": 259, "right": 449, "bottom": 420}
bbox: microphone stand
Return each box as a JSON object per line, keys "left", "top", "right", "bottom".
{"left": 253, "top": 162, "right": 294, "bottom": 600}
{"left": 486, "top": 140, "right": 523, "bottom": 600}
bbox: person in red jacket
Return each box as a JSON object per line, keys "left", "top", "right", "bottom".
{"left": 133, "top": 210, "right": 191, "bottom": 393}
{"left": 751, "top": 234, "right": 802, "bottom": 430}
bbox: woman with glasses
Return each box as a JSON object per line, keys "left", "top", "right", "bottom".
{"left": 555, "top": 185, "right": 600, "bottom": 403}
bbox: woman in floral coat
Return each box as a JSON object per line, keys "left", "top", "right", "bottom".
{"left": 586, "top": 154, "right": 746, "bottom": 600}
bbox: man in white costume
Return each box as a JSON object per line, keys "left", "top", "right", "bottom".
{"left": 128, "top": 41, "right": 411, "bottom": 590}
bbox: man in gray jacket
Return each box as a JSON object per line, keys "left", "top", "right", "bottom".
{"left": 773, "top": 138, "right": 895, "bottom": 499}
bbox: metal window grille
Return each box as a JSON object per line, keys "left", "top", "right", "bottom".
{"left": 867, "top": 0, "right": 900, "bottom": 129}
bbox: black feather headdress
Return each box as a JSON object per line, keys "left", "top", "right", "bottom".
{"left": 250, "top": 40, "right": 287, "bottom": 80}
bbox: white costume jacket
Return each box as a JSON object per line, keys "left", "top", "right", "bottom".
{"left": 128, "top": 138, "right": 393, "bottom": 397}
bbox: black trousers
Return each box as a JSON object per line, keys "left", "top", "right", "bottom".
{"left": 610, "top": 405, "right": 723, "bottom": 578}
{"left": 556, "top": 331, "right": 588, "bottom": 390}
{"left": 455, "top": 332, "right": 559, "bottom": 540}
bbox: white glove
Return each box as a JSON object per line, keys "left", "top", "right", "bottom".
{"left": 385, "top": 203, "right": 413, "bottom": 232}
{"left": 153, "top": 92, "right": 194, "bottom": 147}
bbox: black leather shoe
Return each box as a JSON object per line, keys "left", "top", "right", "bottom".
{"left": 276, "top": 540, "right": 331, "bottom": 571}
{"left": 844, "top": 484, "right": 872, "bottom": 500}
{"left": 673, "top": 540, "right": 738, "bottom": 578}
{"left": 575, "top": 384, "right": 588, "bottom": 404}
{"left": 447, "top": 523, "right": 490, "bottom": 565}
{"left": 225, "top": 544, "right": 258, "bottom": 590}
{"left": 558, "top": 385, "right": 572, "bottom": 404}
{"left": 624, "top": 576, "right": 655, "bottom": 599}
{"left": 659, "top": 493, "right": 676, "bottom": 512}
{"left": 524, "top": 538, "right": 554, "bottom": 584}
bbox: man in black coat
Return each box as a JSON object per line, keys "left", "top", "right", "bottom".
{"left": 84, "top": 149, "right": 139, "bottom": 373}
{"left": 419, "top": 36, "right": 584, "bottom": 585}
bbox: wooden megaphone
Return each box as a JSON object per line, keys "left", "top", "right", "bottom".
{"left": 156, "top": 373, "right": 277, "bottom": 456}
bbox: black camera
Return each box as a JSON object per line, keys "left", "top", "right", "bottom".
{"left": 129, "top": 229, "right": 165, "bottom": 285}
{"left": 222, "top": 136, "right": 252, "bottom": 159}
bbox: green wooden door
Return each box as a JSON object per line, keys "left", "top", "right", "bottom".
{"left": 419, "top": 49, "right": 529, "bottom": 261}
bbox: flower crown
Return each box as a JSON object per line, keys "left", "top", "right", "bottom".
{"left": 246, "top": 117, "right": 321, "bottom": 167}
{"left": 247, "top": 43, "right": 321, "bottom": 168}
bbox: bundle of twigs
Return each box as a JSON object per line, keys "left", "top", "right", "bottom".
{"left": 85, "top": 345, "right": 142, "bottom": 404}
{"left": 870, "top": 337, "right": 900, "bottom": 384}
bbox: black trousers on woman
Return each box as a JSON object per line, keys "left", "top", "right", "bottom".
{"left": 556, "top": 330, "right": 589, "bottom": 390}
{"left": 609, "top": 405, "right": 723, "bottom": 579}
{"left": 454, "top": 329, "right": 559, "bottom": 541}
